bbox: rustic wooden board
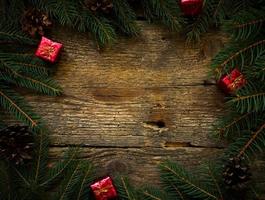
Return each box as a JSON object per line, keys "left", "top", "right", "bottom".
{"left": 20, "top": 22, "right": 265, "bottom": 189}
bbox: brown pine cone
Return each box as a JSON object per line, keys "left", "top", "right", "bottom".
{"left": 21, "top": 8, "right": 52, "bottom": 37}
{"left": 223, "top": 156, "right": 251, "bottom": 189}
{"left": 84, "top": 0, "right": 113, "bottom": 13}
{"left": 0, "top": 125, "right": 34, "bottom": 165}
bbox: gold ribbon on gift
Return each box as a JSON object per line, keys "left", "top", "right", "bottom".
{"left": 94, "top": 185, "right": 113, "bottom": 196}
{"left": 41, "top": 45, "right": 55, "bottom": 59}
{"left": 227, "top": 75, "right": 245, "bottom": 91}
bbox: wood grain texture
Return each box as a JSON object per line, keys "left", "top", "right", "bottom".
{"left": 20, "top": 22, "right": 264, "bottom": 189}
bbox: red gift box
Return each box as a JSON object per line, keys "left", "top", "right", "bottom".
{"left": 180, "top": 0, "right": 203, "bottom": 16}
{"left": 35, "top": 36, "right": 63, "bottom": 63}
{"left": 218, "top": 68, "right": 246, "bottom": 94}
{"left": 90, "top": 177, "right": 117, "bottom": 200}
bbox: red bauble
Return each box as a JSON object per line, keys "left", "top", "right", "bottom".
{"left": 35, "top": 36, "right": 63, "bottom": 63}
{"left": 218, "top": 69, "right": 246, "bottom": 94}
{"left": 90, "top": 177, "right": 117, "bottom": 200}
{"left": 180, "top": 0, "right": 203, "bottom": 16}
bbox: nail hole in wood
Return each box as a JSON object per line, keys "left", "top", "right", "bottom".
{"left": 145, "top": 120, "right": 166, "bottom": 128}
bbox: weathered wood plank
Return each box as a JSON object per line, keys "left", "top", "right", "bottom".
{"left": 27, "top": 86, "right": 225, "bottom": 148}
{"left": 22, "top": 22, "right": 227, "bottom": 149}
{"left": 17, "top": 22, "right": 265, "bottom": 191}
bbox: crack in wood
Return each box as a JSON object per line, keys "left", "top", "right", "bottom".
{"left": 50, "top": 144, "right": 225, "bottom": 149}
{"left": 164, "top": 141, "right": 225, "bottom": 149}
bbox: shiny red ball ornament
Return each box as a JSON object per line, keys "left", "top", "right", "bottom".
{"left": 180, "top": 0, "right": 203, "bottom": 16}
{"left": 90, "top": 177, "right": 117, "bottom": 200}
{"left": 218, "top": 68, "right": 246, "bottom": 94}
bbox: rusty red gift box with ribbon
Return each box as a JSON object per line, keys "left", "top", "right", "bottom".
{"left": 35, "top": 36, "right": 63, "bottom": 63}
{"left": 180, "top": 0, "right": 203, "bottom": 16}
{"left": 90, "top": 176, "right": 117, "bottom": 200}
{"left": 218, "top": 68, "right": 246, "bottom": 94}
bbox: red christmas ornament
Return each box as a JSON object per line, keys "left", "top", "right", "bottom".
{"left": 90, "top": 177, "right": 117, "bottom": 200}
{"left": 180, "top": 0, "right": 203, "bottom": 16}
{"left": 35, "top": 36, "right": 63, "bottom": 63}
{"left": 218, "top": 68, "right": 246, "bottom": 94}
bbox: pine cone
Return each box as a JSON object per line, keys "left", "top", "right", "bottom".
{"left": 21, "top": 8, "right": 52, "bottom": 37}
{"left": 84, "top": 0, "right": 113, "bottom": 13}
{"left": 223, "top": 156, "right": 251, "bottom": 189}
{"left": 0, "top": 125, "right": 34, "bottom": 165}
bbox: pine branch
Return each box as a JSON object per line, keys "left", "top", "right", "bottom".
{"left": 142, "top": 187, "right": 172, "bottom": 200}
{"left": 82, "top": 12, "right": 117, "bottom": 47}
{"left": 32, "top": 129, "right": 49, "bottom": 184}
{"left": 160, "top": 161, "right": 218, "bottom": 200}
{"left": 228, "top": 82, "right": 265, "bottom": 113}
{"left": 0, "top": 51, "right": 50, "bottom": 77}
{"left": 75, "top": 162, "right": 94, "bottom": 200}
{"left": 245, "top": 54, "right": 265, "bottom": 81}
{"left": 214, "top": 111, "right": 265, "bottom": 139}
{"left": 186, "top": 0, "right": 214, "bottom": 43}
{"left": 144, "top": 0, "right": 184, "bottom": 31}
{"left": 223, "top": 8, "right": 265, "bottom": 40}
{"left": 54, "top": 160, "right": 81, "bottom": 200}
{"left": 0, "top": 23, "right": 36, "bottom": 45}
{"left": 43, "top": 0, "right": 80, "bottom": 28}
{"left": 0, "top": 85, "right": 41, "bottom": 128}
{"left": 212, "top": 39, "right": 265, "bottom": 77}
{"left": 226, "top": 122, "right": 265, "bottom": 159}
{"left": 115, "top": 176, "right": 138, "bottom": 200}
{"left": 112, "top": 0, "right": 140, "bottom": 36}
{"left": 238, "top": 122, "right": 265, "bottom": 158}
{"left": 197, "top": 163, "right": 224, "bottom": 200}
{"left": 40, "top": 148, "right": 79, "bottom": 188}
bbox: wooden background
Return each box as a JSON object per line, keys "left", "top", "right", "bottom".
{"left": 23, "top": 22, "right": 265, "bottom": 190}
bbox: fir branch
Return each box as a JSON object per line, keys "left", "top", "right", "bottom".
{"left": 238, "top": 122, "right": 265, "bottom": 158}
{"left": 213, "top": 0, "right": 224, "bottom": 18}
{"left": 144, "top": 0, "right": 184, "bottom": 31}
{"left": 83, "top": 12, "right": 117, "bottom": 47}
{"left": 142, "top": 187, "right": 173, "bottom": 200}
{"left": 160, "top": 161, "right": 218, "bottom": 200}
{"left": 12, "top": 166, "right": 30, "bottom": 187}
{"left": 33, "top": 129, "right": 49, "bottom": 184}
{"left": 6, "top": 71, "right": 61, "bottom": 96}
{"left": 200, "top": 163, "right": 223, "bottom": 200}
{"left": 228, "top": 83, "right": 265, "bottom": 113}
{"left": 223, "top": 8, "right": 265, "bottom": 40}
{"left": 212, "top": 39, "right": 265, "bottom": 77}
{"left": 56, "top": 161, "right": 81, "bottom": 200}
{"left": 142, "top": 191, "right": 162, "bottom": 200}
{"left": 186, "top": 0, "right": 214, "bottom": 43}
{"left": 112, "top": 0, "right": 140, "bottom": 36}
{"left": 0, "top": 52, "right": 49, "bottom": 76}
{"left": 40, "top": 148, "right": 78, "bottom": 187}
{"left": 43, "top": 0, "right": 80, "bottom": 27}
{"left": 75, "top": 163, "right": 94, "bottom": 200}
{"left": 0, "top": 85, "right": 40, "bottom": 128}
{"left": 115, "top": 176, "right": 137, "bottom": 200}
{"left": 225, "top": 121, "right": 265, "bottom": 160}
{"left": 12, "top": 62, "right": 49, "bottom": 77}
{"left": 214, "top": 111, "right": 265, "bottom": 139}
{"left": 0, "top": 24, "right": 36, "bottom": 45}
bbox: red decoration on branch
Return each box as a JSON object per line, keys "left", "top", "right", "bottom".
{"left": 90, "top": 177, "right": 117, "bottom": 200}
{"left": 35, "top": 36, "right": 63, "bottom": 63}
{"left": 218, "top": 68, "right": 246, "bottom": 94}
{"left": 180, "top": 0, "right": 203, "bottom": 16}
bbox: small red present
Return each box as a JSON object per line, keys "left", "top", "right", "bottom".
{"left": 218, "top": 68, "right": 246, "bottom": 94}
{"left": 90, "top": 177, "right": 117, "bottom": 200}
{"left": 180, "top": 0, "right": 203, "bottom": 16}
{"left": 35, "top": 36, "right": 63, "bottom": 63}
